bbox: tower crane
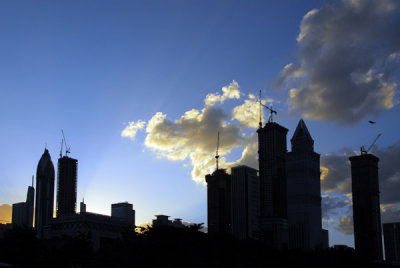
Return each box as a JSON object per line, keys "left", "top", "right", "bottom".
{"left": 259, "top": 90, "right": 277, "bottom": 125}
{"left": 60, "top": 129, "right": 71, "bottom": 157}
{"left": 360, "top": 133, "right": 381, "bottom": 155}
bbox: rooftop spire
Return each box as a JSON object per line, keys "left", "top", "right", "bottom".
{"left": 291, "top": 119, "right": 314, "bottom": 152}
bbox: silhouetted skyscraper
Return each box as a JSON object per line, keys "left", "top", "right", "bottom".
{"left": 257, "top": 121, "right": 288, "bottom": 248}
{"left": 111, "top": 202, "right": 135, "bottom": 227}
{"left": 206, "top": 169, "right": 231, "bottom": 234}
{"left": 383, "top": 222, "right": 400, "bottom": 265}
{"left": 350, "top": 153, "right": 383, "bottom": 262}
{"left": 12, "top": 182, "right": 35, "bottom": 227}
{"left": 286, "top": 119, "right": 323, "bottom": 249}
{"left": 56, "top": 156, "right": 77, "bottom": 217}
{"left": 35, "top": 149, "right": 55, "bottom": 236}
{"left": 231, "top": 165, "right": 259, "bottom": 239}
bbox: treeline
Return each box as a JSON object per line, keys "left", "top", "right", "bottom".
{"left": 0, "top": 225, "right": 396, "bottom": 268}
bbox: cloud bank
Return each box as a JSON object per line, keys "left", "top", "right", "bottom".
{"left": 278, "top": 0, "right": 400, "bottom": 124}
{"left": 122, "top": 81, "right": 264, "bottom": 183}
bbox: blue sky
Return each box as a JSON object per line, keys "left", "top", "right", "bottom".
{"left": 1, "top": 0, "right": 400, "bottom": 248}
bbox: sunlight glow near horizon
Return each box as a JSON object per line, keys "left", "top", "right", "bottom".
{"left": 1, "top": 0, "right": 399, "bottom": 249}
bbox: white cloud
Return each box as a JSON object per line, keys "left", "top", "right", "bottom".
{"left": 204, "top": 80, "right": 240, "bottom": 106}
{"left": 121, "top": 120, "right": 146, "bottom": 141}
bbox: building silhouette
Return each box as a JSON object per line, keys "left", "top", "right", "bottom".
{"left": 44, "top": 200, "right": 135, "bottom": 249}
{"left": 286, "top": 119, "right": 324, "bottom": 249}
{"left": 35, "top": 149, "right": 55, "bottom": 236}
{"left": 349, "top": 153, "right": 383, "bottom": 262}
{"left": 257, "top": 121, "right": 289, "bottom": 248}
{"left": 205, "top": 169, "right": 231, "bottom": 234}
{"left": 231, "top": 165, "right": 259, "bottom": 239}
{"left": 56, "top": 156, "right": 78, "bottom": 217}
{"left": 12, "top": 179, "right": 34, "bottom": 227}
{"left": 383, "top": 222, "right": 400, "bottom": 265}
{"left": 111, "top": 202, "right": 135, "bottom": 227}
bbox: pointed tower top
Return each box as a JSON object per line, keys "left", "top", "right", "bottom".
{"left": 291, "top": 119, "right": 314, "bottom": 152}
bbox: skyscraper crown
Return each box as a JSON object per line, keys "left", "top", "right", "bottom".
{"left": 37, "top": 149, "right": 55, "bottom": 178}
{"left": 291, "top": 119, "right": 314, "bottom": 152}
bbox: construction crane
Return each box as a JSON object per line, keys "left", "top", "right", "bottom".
{"left": 259, "top": 90, "right": 277, "bottom": 124}
{"left": 215, "top": 132, "right": 220, "bottom": 171}
{"left": 360, "top": 133, "right": 381, "bottom": 155}
{"left": 60, "top": 129, "right": 71, "bottom": 157}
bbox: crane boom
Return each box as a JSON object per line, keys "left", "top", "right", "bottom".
{"left": 366, "top": 133, "right": 381, "bottom": 153}
{"left": 61, "top": 129, "right": 71, "bottom": 156}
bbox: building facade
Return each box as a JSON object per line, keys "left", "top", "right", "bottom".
{"left": 12, "top": 184, "right": 34, "bottom": 227}
{"left": 257, "top": 121, "right": 289, "bottom": 248}
{"left": 205, "top": 169, "right": 231, "bottom": 234}
{"left": 383, "top": 222, "right": 400, "bottom": 265}
{"left": 231, "top": 165, "right": 259, "bottom": 239}
{"left": 286, "top": 119, "right": 323, "bottom": 249}
{"left": 111, "top": 202, "right": 135, "bottom": 227}
{"left": 35, "top": 149, "right": 55, "bottom": 236}
{"left": 56, "top": 156, "right": 78, "bottom": 217}
{"left": 349, "top": 153, "right": 383, "bottom": 262}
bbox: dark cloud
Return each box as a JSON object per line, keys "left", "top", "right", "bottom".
{"left": 278, "top": 0, "right": 400, "bottom": 124}
{"left": 321, "top": 141, "right": 400, "bottom": 205}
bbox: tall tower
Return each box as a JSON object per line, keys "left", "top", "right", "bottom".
{"left": 383, "top": 222, "right": 400, "bottom": 265}
{"left": 56, "top": 156, "right": 78, "bottom": 217}
{"left": 231, "top": 165, "right": 259, "bottom": 239}
{"left": 257, "top": 121, "right": 289, "bottom": 248}
{"left": 349, "top": 153, "right": 383, "bottom": 262}
{"left": 35, "top": 149, "right": 55, "bottom": 236}
{"left": 26, "top": 181, "right": 35, "bottom": 227}
{"left": 286, "top": 119, "right": 323, "bottom": 249}
{"left": 206, "top": 169, "right": 231, "bottom": 234}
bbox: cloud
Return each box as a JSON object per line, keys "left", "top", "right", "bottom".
{"left": 129, "top": 81, "right": 260, "bottom": 183}
{"left": 320, "top": 141, "right": 400, "bottom": 233}
{"left": 336, "top": 216, "right": 354, "bottom": 234}
{"left": 204, "top": 80, "right": 240, "bottom": 106}
{"left": 121, "top": 120, "right": 146, "bottom": 140}
{"left": 277, "top": 0, "right": 400, "bottom": 124}
{"left": 0, "top": 204, "right": 12, "bottom": 224}
{"left": 320, "top": 142, "right": 400, "bottom": 206}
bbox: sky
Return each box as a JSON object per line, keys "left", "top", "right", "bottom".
{"left": 1, "top": 0, "right": 400, "bottom": 248}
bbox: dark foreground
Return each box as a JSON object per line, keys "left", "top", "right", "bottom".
{"left": 0, "top": 225, "right": 397, "bottom": 268}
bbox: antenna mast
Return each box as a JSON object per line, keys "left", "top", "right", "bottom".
{"left": 215, "top": 132, "right": 220, "bottom": 171}
{"left": 259, "top": 90, "right": 263, "bottom": 128}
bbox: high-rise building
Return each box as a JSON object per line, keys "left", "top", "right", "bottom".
{"left": 12, "top": 182, "right": 34, "bottom": 227}
{"left": 35, "top": 149, "right": 55, "bottom": 236}
{"left": 286, "top": 119, "right": 323, "bottom": 249}
{"left": 12, "top": 202, "right": 27, "bottom": 226}
{"left": 349, "top": 153, "right": 383, "bottom": 262}
{"left": 231, "top": 165, "right": 259, "bottom": 239}
{"left": 205, "top": 169, "right": 231, "bottom": 234}
{"left": 56, "top": 156, "right": 78, "bottom": 217}
{"left": 383, "top": 222, "right": 400, "bottom": 265}
{"left": 111, "top": 202, "right": 135, "bottom": 227}
{"left": 257, "top": 121, "right": 289, "bottom": 248}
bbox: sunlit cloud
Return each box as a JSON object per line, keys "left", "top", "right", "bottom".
{"left": 121, "top": 120, "right": 146, "bottom": 141}
{"left": 277, "top": 0, "right": 400, "bottom": 124}
{"left": 0, "top": 204, "right": 12, "bottom": 224}
{"left": 122, "top": 81, "right": 262, "bottom": 184}
{"left": 336, "top": 216, "right": 354, "bottom": 234}
{"left": 204, "top": 80, "right": 240, "bottom": 106}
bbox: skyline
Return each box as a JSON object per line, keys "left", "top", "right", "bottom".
{"left": 1, "top": 0, "right": 400, "bottom": 248}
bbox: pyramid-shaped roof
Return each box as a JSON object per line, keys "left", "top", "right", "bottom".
{"left": 291, "top": 119, "right": 314, "bottom": 151}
